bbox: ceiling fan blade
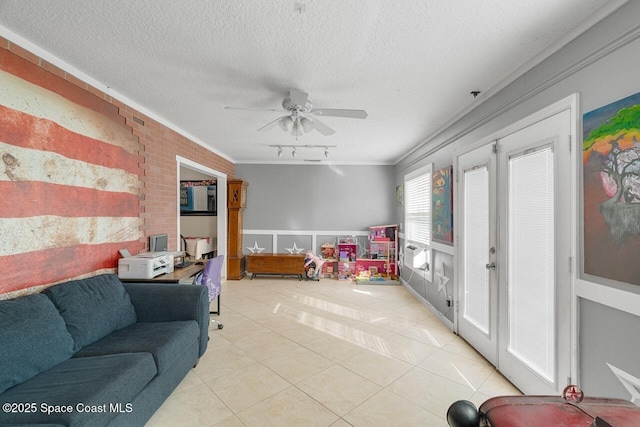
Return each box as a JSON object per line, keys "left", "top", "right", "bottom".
{"left": 225, "top": 106, "right": 282, "bottom": 112}
{"left": 257, "top": 116, "right": 287, "bottom": 132}
{"left": 289, "top": 89, "right": 309, "bottom": 109}
{"left": 311, "top": 117, "right": 335, "bottom": 136}
{"left": 311, "top": 108, "right": 368, "bottom": 119}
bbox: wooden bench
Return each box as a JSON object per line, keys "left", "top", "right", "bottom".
{"left": 246, "top": 253, "right": 306, "bottom": 280}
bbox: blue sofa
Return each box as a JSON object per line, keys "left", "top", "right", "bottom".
{"left": 0, "top": 274, "right": 209, "bottom": 426}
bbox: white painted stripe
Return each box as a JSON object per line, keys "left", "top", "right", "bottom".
{"left": 0, "top": 216, "right": 141, "bottom": 255}
{"left": 0, "top": 142, "right": 139, "bottom": 193}
{"left": 0, "top": 268, "right": 116, "bottom": 300}
{"left": 0, "top": 70, "right": 138, "bottom": 152}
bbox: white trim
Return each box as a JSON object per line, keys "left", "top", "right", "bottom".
{"left": 431, "top": 241, "right": 454, "bottom": 255}
{"left": 244, "top": 229, "right": 369, "bottom": 254}
{"left": 454, "top": 94, "right": 579, "bottom": 160}
{"left": 176, "top": 155, "right": 228, "bottom": 278}
{"left": 576, "top": 279, "right": 640, "bottom": 318}
{"left": 177, "top": 155, "right": 228, "bottom": 180}
{"left": 568, "top": 93, "right": 580, "bottom": 385}
{"left": 404, "top": 162, "right": 433, "bottom": 181}
{"left": 245, "top": 229, "right": 369, "bottom": 236}
{"left": 235, "top": 160, "right": 394, "bottom": 166}
{"left": 0, "top": 25, "right": 234, "bottom": 163}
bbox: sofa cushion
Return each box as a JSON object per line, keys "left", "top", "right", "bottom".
{"left": 0, "top": 293, "right": 75, "bottom": 394}
{"left": 0, "top": 353, "right": 156, "bottom": 427}
{"left": 73, "top": 320, "right": 200, "bottom": 374}
{"left": 43, "top": 274, "right": 137, "bottom": 351}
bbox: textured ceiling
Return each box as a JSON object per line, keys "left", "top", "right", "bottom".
{"left": 0, "top": 0, "right": 624, "bottom": 164}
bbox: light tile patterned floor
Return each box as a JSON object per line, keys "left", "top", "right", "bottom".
{"left": 146, "top": 278, "right": 521, "bottom": 427}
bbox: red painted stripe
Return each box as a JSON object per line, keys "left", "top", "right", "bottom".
{"left": 0, "top": 105, "right": 140, "bottom": 174}
{"left": 0, "top": 241, "right": 144, "bottom": 294}
{"left": 0, "top": 181, "right": 139, "bottom": 218}
{"left": 0, "top": 48, "right": 122, "bottom": 120}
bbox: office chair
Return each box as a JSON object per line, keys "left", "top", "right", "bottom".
{"left": 193, "top": 255, "right": 224, "bottom": 329}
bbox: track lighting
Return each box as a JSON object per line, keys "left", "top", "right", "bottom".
{"left": 270, "top": 145, "right": 336, "bottom": 159}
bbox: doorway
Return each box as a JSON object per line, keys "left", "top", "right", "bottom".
{"left": 454, "top": 95, "right": 577, "bottom": 395}
{"left": 176, "top": 155, "right": 228, "bottom": 278}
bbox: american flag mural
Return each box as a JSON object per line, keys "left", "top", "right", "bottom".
{"left": 0, "top": 49, "right": 143, "bottom": 296}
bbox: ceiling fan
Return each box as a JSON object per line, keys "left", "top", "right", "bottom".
{"left": 225, "top": 88, "right": 367, "bottom": 137}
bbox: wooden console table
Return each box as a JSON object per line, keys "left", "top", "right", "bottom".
{"left": 246, "top": 253, "right": 306, "bottom": 280}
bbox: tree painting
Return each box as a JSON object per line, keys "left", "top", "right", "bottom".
{"left": 583, "top": 91, "right": 640, "bottom": 285}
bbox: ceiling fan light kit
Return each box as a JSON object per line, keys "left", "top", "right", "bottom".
{"left": 278, "top": 116, "right": 293, "bottom": 132}
{"left": 227, "top": 89, "right": 367, "bottom": 139}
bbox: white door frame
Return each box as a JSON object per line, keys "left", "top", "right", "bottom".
{"left": 176, "top": 155, "right": 228, "bottom": 278}
{"left": 453, "top": 93, "right": 579, "bottom": 385}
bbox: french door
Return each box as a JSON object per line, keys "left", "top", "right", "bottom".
{"left": 456, "top": 108, "right": 573, "bottom": 395}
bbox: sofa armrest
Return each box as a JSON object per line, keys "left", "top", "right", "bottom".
{"left": 123, "top": 283, "right": 209, "bottom": 357}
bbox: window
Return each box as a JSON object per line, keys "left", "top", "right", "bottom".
{"left": 404, "top": 164, "right": 432, "bottom": 278}
{"left": 404, "top": 164, "right": 432, "bottom": 246}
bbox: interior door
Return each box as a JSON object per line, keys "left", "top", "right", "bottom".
{"left": 457, "top": 143, "right": 498, "bottom": 365}
{"left": 456, "top": 109, "right": 572, "bottom": 395}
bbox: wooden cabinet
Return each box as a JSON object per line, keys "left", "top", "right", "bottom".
{"left": 247, "top": 253, "right": 306, "bottom": 280}
{"left": 227, "top": 179, "right": 248, "bottom": 280}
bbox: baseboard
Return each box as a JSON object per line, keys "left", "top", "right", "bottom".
{"left": 400, "top": 277, "right": 454, "bottom": 331}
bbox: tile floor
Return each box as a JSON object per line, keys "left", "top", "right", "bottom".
{"left": 146, "top": 278, "right": 521, "bottom": 427}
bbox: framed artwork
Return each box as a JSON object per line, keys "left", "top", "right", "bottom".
{"left": 432, "top": 166, "right": 453, "bottom": 243}
{"left": 583, "top": 91, "right": 640, "bottom": 285}
{"left": 396, "top": 185, "right": 404, "bottom": 207}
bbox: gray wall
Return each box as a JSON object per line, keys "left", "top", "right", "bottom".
{"left": 235, "top": 164, "right": 396, "bottom": 231}
{"left": 395, "top": 1, "right": 640, "bottom": 399}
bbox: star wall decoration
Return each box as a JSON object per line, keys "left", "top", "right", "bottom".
{"left": 247, "top": 241, "right": 265, "bottom": 254}
{"left": 607, "top": 363, "right": 640, "bottom": 406}
{"left": 436, "top": 262, "right": 450, "bottom": 294}
{"left": 285, "top": 242, "right": 304, "bottom": 254}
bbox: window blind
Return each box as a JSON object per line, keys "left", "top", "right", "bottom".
{"left": 405, "top": 166, "right": 432, "bottom": 246}
{"left": 508, "top": 147, "right": 555, "bottom": 382}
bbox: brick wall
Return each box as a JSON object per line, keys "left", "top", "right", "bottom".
{"left": 117, "top": 104, "right": 234, "bottom": 250}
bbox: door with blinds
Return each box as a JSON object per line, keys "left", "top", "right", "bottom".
{"left": 457, "top": 143, "right": 498, "bottom": 364}
{"left": 456, "top": 107, "right": 573, "bottom": 395}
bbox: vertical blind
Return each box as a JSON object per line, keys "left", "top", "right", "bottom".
{"left": 405, "top": 166, "right": 432, "bottom": 246}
